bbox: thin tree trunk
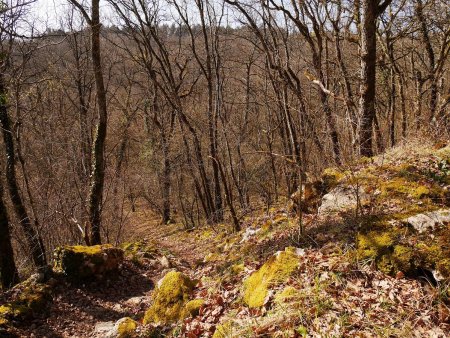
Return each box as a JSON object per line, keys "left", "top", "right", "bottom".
{"left": 0, "top": 74, "right": 47, "bottom": 268}
{"left": 416, "top": 0, "right": 437, "bottom": 118}
{"left": 86, "top": 0, "right": 108, "bottom": 245}
{"left": 161, "top": 135, "right": 172, "bottom": 224}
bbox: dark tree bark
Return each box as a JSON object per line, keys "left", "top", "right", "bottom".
{"left": 0, "top": 178, "right": 19, "bottom": 289}
{"left": 358, "top": 0, "right": 392, "bottom": 157}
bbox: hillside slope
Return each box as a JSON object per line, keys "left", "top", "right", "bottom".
{"left": 1, "top": 141, "right": 449, "bottom": 337}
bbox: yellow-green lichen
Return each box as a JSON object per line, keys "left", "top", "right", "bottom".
{"left": 116, "top": 317, "right": 138, "bottom": 338}
{"left": 143, "top": 271, "right": 195, "bottom": 324}
{"left": 212, "top": 321, "right": 234, "bottom": 338}
{"left": 184, "top": 299, "right": 205, "bottom": 317}
{"left": 243, "top": 247, "right": 300, "bottom": 308}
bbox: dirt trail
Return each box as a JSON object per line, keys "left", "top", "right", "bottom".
{"left": 126, "top": 206, "right": 212, "bottom": 268}
{"left": 7, "top": 206, "right": 211, "bottom": 338}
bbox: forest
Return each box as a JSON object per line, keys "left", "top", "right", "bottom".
{"left": 0, "top": 0, "right": 449, "bottom": 337}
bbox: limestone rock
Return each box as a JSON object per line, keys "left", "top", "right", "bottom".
{"left": 158, "top": 255, "right": 171, "bottom": 268}
{"left": 404, "top": 209, "right": 450, "bottom": 233}
{"left": 93, "top": 321, "right": 115, "bottom": 337}
{"left": 318, "top": 185, "right": 368, "bottom": 214}
{"left": 53, "top": 245, "right": 123, "bottom": 280}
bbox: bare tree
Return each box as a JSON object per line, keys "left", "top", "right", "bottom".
{"left": 0, "top": 0, "right": 47, "bottom": 268}
{"left": 68, "top": 0, "right": 108, "bottom": 245}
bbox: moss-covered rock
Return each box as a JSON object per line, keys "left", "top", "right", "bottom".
{"left": 115, "top": 317, "right": 138, "bottom": 338}
{"left": 357, "top": 231, "right": 396, "bottom": 260}
{"left": 0, "top": 280, "right": 52, "bottom": 328}
{"left": 143, "top": 271, "right": 196, "bottom": 325}
{"left": 357, "top": 229, "right": 449, "bottom": 279}
{"left": 53, "top": 245, "right": 123, "bottom": 280}
{"left": 417, "top": 244, "right": 450, "bottom": 281}
{"left": 356, "top": 230, "right": 414, "bottom": 275}
{"left": 184, "top": 299, "right": 205, "bottom": 317}
{"left": 243, "top": 247, "right": 300, "bottom": 308}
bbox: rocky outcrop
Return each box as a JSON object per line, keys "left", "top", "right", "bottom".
{"left": 53, "top": 245, "right": 123, "bottom": 281}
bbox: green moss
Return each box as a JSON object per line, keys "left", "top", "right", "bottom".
{"left": 212, "top": 322, "right": 233, "bottom": 338}
{"left": 392, "top": 245, "right": 415, "bottom": 273}
{"left": 0, "top": 281, "right": 51, "bottom": 326}
{"left": 243, "top": 247, "right": 300, "bottom": 308}
{"left": 418, "top": 244, "right": 450, "bottom": 280}
{"left": 230, "top": 263, "right": 245, "bottom": 275}
{"left": 116, "top": 317, "right": 138, "bottom": 338}
{"left": 321, "top": 168, "right": 346, "bottom": 190}
{"left": 184, "top": 299, "right": 205, "bottom": 317}
{"left": 357, "top": 231, "right": 396, "bottom": 260}
{"left": 143, "top": 271, "right": 195, "bottom": 324}
{"left": 53, "top": 244, "right": 123, "bottom": 280}
{"left": 121, "top": 241, "right": 157, "bottom": 259}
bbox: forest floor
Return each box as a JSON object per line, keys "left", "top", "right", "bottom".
{"left": 2, "top": 140, "right": 450, "bottom": 337}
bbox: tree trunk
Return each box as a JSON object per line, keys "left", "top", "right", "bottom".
{"left": 0, "top": 179, "right": 19, "bottom": 289}
{"left": 86, "top": 0, "right": 108, "bottom": 245}
{"left": 161, "top": 135, "right": 172, "bottom": 224}
{"left": 359, "top": 0, "right": 378, "bottom": 157}
{"left": 0, "top": 74, "right": 47, "bottom": 268}
{"left": 415, "top": 0, "right": 437, "bottom": 118}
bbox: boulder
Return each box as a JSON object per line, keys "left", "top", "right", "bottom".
{"left": 53, "top": 245, "right": 123, "bottom": 280}
{"left": 143, "top": 271, "right": 195, "bottom": 325}
{"left": 318, "top": 185, "right": 368, "bottom": 214}
{"left": 243, "top": 247, "right": 302, "bottom": 308}
{"left": 404, "top": 209, "right": 450, "bottom": 233}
